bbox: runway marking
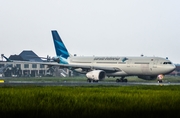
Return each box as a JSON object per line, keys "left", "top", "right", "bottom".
{"left": 0, "top": 80, "right": 4, "bottom": 83}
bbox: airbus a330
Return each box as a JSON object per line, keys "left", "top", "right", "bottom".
{"left": 44, "top": 30, "right": 175, "bottom": 83}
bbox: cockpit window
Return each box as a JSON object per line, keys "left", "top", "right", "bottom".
{"left": 163, "top": 62, "right": 172, "bottom": 64}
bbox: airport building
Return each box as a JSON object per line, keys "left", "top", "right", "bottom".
{"left": 0, "top": 50, "right": 69, "bottom": 77}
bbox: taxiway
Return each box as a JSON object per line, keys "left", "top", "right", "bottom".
{"left": 0, "top": 81, "right": 180, "bottom": 86}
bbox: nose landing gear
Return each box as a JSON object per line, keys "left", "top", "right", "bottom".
{"left": 157, "top": 74, "right": 164, "bottom": 83}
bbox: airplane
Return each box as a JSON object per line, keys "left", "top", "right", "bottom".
{"left": 45, "top": 30, "right": 176, "bottom": 83}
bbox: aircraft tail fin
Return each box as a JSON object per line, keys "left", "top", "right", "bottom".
{"left": 1, "top": 54, "right": 12, "bottom": 62}
{"left": 51, "top": 30, "right": 70, "bottom": 59}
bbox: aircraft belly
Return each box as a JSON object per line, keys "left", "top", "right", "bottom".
{"left": 106, "top": 71, "right": 128, "bottom": 76}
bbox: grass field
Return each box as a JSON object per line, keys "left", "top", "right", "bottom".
{"left": 0, "top": 85, "right": 180, "bottom": 118}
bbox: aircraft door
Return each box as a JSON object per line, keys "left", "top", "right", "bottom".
{"left": 141, "top": 64, "right": 150, "bottom": 75}
{"left": 153, "top": 59, "right": 158, "bottom": 68}
{"left": 91, "top": 57, "right": 96, "bottom": 69}
{"left": 127, "top": 59, "right": 131, "bottom": 67}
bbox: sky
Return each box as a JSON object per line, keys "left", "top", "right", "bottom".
{"left": 0, "top": 0, "right": 180, "bottom": 63}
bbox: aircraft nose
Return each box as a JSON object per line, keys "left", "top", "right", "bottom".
{"left": 170, "top": 64, "right": 176, "bottom": 71}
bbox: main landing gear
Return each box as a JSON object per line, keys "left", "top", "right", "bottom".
{"left": 87, "top": 79, "right": 98, "bottom": 83}
{"left": 158, "top": 80, "right": 163, "bottom": 83}
{"left": 116, "top": 77, "right": 128, "bottom": 82}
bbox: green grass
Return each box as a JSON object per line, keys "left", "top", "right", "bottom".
{"left": 0, "top": 85, "right": 180, "bottom": 118}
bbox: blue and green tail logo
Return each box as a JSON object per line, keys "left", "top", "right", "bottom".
{"left": 51, "top": 30, "right": 69, "bottom": 64}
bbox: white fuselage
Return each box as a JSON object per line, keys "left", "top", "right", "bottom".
{"left": 67, "top": 56, "right": 175, "bottom": 77}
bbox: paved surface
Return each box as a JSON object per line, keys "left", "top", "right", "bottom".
{"left": 0, "top": 81, "right": 179, "bottom": 86}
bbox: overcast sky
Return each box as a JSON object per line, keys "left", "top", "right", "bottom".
{"left": 0, "top": 0, "right": 180, "bottom": 63}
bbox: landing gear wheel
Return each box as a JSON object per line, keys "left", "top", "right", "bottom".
{"left": 93, "top": 80, "right": 98, "bottom": 83}
{"left": 123, "top": 79, "right": 127, "bottom": 82}
{"left": 116, "top": 79, "right": 122, "bottom": 82}
{"left": 116, "top": 78, "right": 128, "bottom": 83}
{"left": 87, "top": 79, "right": 91, "bottom": 83}
{"left": 158, "top": 80, "right": 163, "bottom": 83}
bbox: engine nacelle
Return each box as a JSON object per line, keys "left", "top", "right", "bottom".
{"left": 138, "top": 76, "right": 157, "bottom": 80}
{"left": 86, "top": 70, "right": 106, "bottom": 81}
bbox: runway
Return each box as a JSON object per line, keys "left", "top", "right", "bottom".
{"left": 0, "top": 80, "right": 180, "bottom": 86}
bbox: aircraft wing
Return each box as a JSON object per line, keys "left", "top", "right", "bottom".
{"left": 40, "top": 62, "right": 121, "bottom": 72}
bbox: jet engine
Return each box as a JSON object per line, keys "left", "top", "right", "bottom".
{"left": 86, "top": 70, "right": 106, "bottom": 81}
